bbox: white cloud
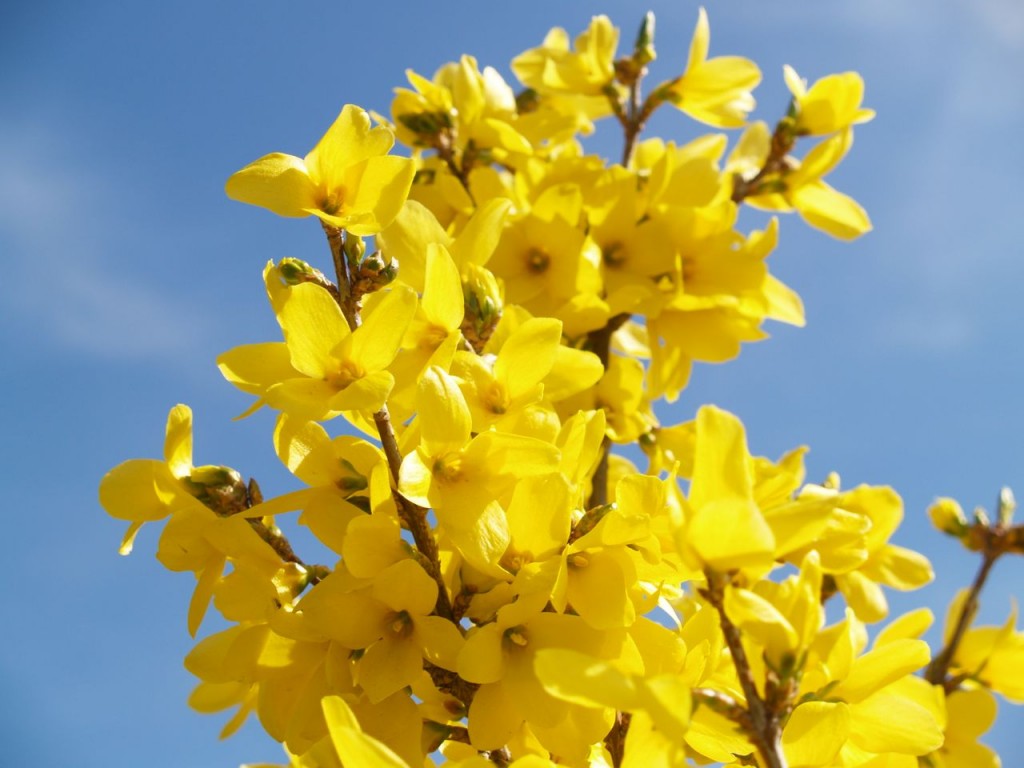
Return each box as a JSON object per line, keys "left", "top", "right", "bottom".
{"left": 834, "top": 0, "right": 1024, "bottom": 49}
{"left": 0, "top": 123, "right": 211, "bottom": 362}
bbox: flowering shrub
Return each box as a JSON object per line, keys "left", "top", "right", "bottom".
{"left": 100, "top": 10, "right": 1022, "bottom": 768}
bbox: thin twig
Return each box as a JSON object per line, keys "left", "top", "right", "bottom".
{"left": 321, "top": 226, "right": 455, "bottom": 623}
{"left": 604, "top": 711, "right": 632, "bottom": 767}
{"left": 925, "top": 551, "right": 1000, "bottom": 688}
{"left": 703, "top": 570, "right": 788, "bottom": 768}
{"left": 585, "top": 312, "right": 631, "bottom": 509}
{"left": 731, "top": 116, "right": 796, "bottom": 203}
{"left": 435, "top": 128, "right": 476, "bottom": 205}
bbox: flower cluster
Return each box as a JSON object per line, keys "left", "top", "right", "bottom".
{"left": 100, "top": 10, "right": 1020, "bottom": 768}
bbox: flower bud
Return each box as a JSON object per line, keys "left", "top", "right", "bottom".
{"left": 461, "top": 263, "right": 503, "bottom": 353}
{"left": 998, "top": 486, "right": 1016, "bottom": 527}
{"left": 344, "top": 234, "right": 366, "bottom": 265}
{"left": 184, "top": 465, "right": 249, "bottom": 516}
{"left": 396, "top": 110, "right": 453, "bottom": 140}
{"left": 278, "top": 257, "right": 317, "bottom": 285}
{"left": 633, "top": 11, "right": 656, "bottom": 67}
{"left": 351, "top": 250, "right": 399, "bottom": 300}
{"left": 928, "top": 497, "right": 968, "bottom": 537}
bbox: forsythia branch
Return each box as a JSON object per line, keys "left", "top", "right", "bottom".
{"left": 703, "top": 570, "right": 788, "bottom": 768}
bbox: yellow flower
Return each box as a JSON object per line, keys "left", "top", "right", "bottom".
{"left": 663, "top": 8, "right": 761, "bottom": 128}
{"left": 319, "top": 695, "right": 410, "bottom": 767}
{"left": 219, "top": 263, "right": 417, "bottom": 421}
{"left": 729, "top": 123, "right": 872, "bottom": 241}
{"left": 226, "top": 104, "right": 414, "bottom": 235}
{"left": 392, "top": 56, "right": 533, "bottom": 165}
{"left": 949, "top": 596, "right": 1024, "bottom": 702}
{"left": 300, "top": 561, "right": 463, "bottom": 704}
{"left": 511, "top": 16, "right": 618, "bottom": 98}
{"left": 457, "top": 598, "right": 618, "bottom": 756}
{"left": 829, "top": 484, "right": 934, "bottom": 623}
{"left": 398, "top": 366, "right": 560, "bottom": 572}
{"left": 791, "top": 611, "right": 943, "bottom": 761}
{"left": 98, "top": 405, "right": 296, "bottom": 634}
{"left": 783, "top": 65, "right": 875, "bottom": 136}
{"left": 675, "top": 405, "right": 776, "bottom": 574}
{"left": 928, "top": 688, "right": 1001, "bottom": 768}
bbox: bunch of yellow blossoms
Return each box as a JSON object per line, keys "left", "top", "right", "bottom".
{"left": 100, "top": 11, "right": 1023, "bottom": 768}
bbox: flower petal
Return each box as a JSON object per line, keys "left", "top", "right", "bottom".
{"left": 225, "top": 152, "right": 317, "bottom": 217}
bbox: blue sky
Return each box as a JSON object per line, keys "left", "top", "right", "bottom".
{"left": 2, "top": 1, "right": 1022, "bottom": 765}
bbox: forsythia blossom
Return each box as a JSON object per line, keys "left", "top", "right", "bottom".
{"left": 99, "top": 9, "right": 1020, "bottom": 768}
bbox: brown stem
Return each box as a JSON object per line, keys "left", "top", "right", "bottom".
{"left": 435, "top": 129, "right": 476, "bottom": 205}
{"left": 322, "top": 226, "right": 455, "bottom": 623}
{"left": 604, "top": 711, "right": 632, "bottom": 768}
{"left": 692, "top": 687, "right": 748, "bottom": 723}
{"left": 731, "top": 116, "right": 796, "bottom": 203}
{"left": 621, "top": 79, "right": 642, "bottom": 166}
{"left": 486, "top": 747, "right": 512, "bottom": 766}
{"left": 585, "top": 312, "right": 631, "bottom": 509}
{"left": 320, "top": 222, "right": 359, "bottom": 327}
{"left": 243, "top": 479, "right": 327, "bottom": 585}
{"left": 925, "top": 551, "right": 1000, "bottom": 688}
{"left": 373, "top": 406, "right": 456, "bottom": 622}
{"left": 703, "top": 571, "right": 788, "bottom": 768}
{"left": 426, "top": 662, "right": 478, "bottom": 708}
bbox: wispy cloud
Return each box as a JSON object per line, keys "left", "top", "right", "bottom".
{"left": 974, "top": 0, "right": 1024, "bottom": 48}
{"left": 852, "top": 2, "right": 1023, "bottom": 352}
{"left": 0, "top": 122, "right": 212, "bottom": 362}
{"left": 884, "top": 311, "right": 974, "bottom": 354}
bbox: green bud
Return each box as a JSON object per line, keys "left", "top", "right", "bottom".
{"left": 184, "top": 465, "right": 249, "bottom": 516}
{"left": 397, "top": 111, "right": 453, "bottom": 138}
{"left": 351, "top": 251, "right": 398, "bottom": 298}
{"left": 278, "top": 257, "right": 316, "bottom": 285}
{"left": 973, "top": 506, "right": 991, "bottom": 527}
{"left": 380, "top": 256, "right": 399, "bottom": 284}
{"left": 633, "top": 11, "right": 656, "bottom": 66}
{"left": 343, "top": 234, "right": 366, "bottom": 265}
{"left": 362, "top": 252, "right": 386, "bottom": 273}
{"left": 998, "top": 486, "right": 1016, "bottom": 526}
{"left": 461, "top": 263, "right": 503, "bottom": 352}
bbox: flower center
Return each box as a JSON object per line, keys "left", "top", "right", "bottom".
{"left": 433, "top": 453, "right": 464, "bottom": 483}
{"left": 602, "top": 241, "right": 627, "bottom": 268}
{"left": 503, "top": 626, "right": 529, "bottom": 648}
{"left": 419, "top": 324, "right": 449, "bottom": 350}
{"left": 568, "top": 552, "right": 590, "bottom": 569}
{"left": 387, "top": 610, "right": 414, "bottom": 638}
{"left": 482, "top": 381, "right": 509, "bottom": 414}
{"left": 500, "top": 549, "right": 533, "bottom": 574}
{"left": 526, "top": 248, "right": 551, "bottom": 274}
{"left": 320, "top": 187, "right": 346, "bottom": 216}
{"left": 680, "top": 255, "right": 700, "bottom": 283}
{"left": 326, "top": 359, "right": 365, "bottom": 390}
